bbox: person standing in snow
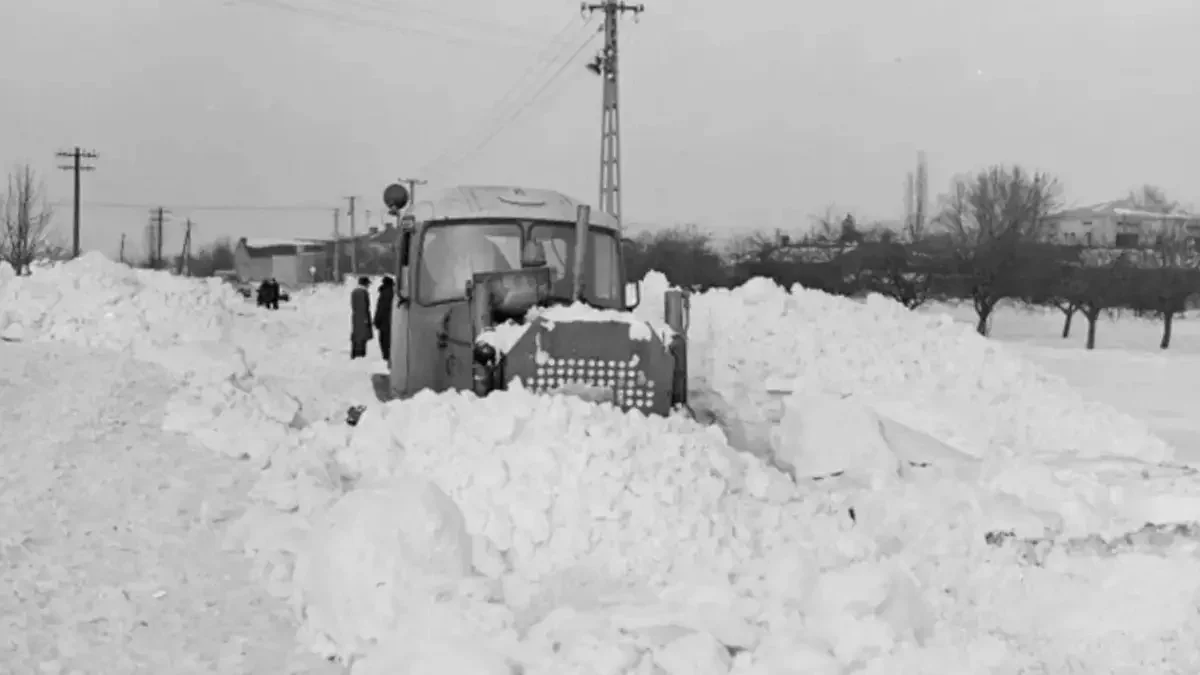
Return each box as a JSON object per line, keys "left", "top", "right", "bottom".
{"left": 266, "top": 278, "right": 281, "bottom": 310}
{"left": 256, "top": 279, "right": 272, "bottom": 308}
{"left": 350, "top": 276, "right": 373, "bottom": 359}
{"left": 374, "top": 276, "right": 394, "bottom": 364}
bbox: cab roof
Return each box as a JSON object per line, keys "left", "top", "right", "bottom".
{"left": 409, "top": 185, "right": 619, "bottom": 231}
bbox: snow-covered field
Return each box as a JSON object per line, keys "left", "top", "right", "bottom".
{"left": 3, "top": 255, "right": 1200, "bottom": 674}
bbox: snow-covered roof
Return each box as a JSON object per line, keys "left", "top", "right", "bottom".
{"left": 241, "top": 237, "right": 328, "bottom": 250}
{"left": 409, "top": 185, "right": 620, "bottom": 230}
{"left": 1053, "top": 199, "right": 1195, "bottom": 222}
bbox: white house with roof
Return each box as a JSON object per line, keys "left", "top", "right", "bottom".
{"left": 1046, "top": 199, "right": 1199, "bottom": 248}
{"left": 233, "top": 237, "right": 331, "bottom": 287}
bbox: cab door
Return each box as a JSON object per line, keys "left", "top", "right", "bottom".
{"left": 389, "top": 229, "right": 413, "bottom": 398}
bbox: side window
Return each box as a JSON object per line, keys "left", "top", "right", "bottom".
{"left": 589, "top": 233, "right": 621, "bottom": 304}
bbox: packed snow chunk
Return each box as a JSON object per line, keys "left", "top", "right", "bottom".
{"left": 0, "top": 319, "right": 24, "bottom": 342}
{"left": 295, "top": 478, "right": 475, "bottom": 659}
{"left": 802, "top": 563, "right": 934, "bottom": 663}
{"left": 334, "top": 387, "right": 795, "bottom": 586}
{"left": 742, "top": 632, "right": 842, "bottom": 675}
{"left": 636, "top": 270, "right": 1173, "bottom": 464}
{"left": 529, "top": 302, "right": 673, "bottom": 342}
{"left": 769, "top": 393, "right": 903, "bottom": 485}
{"left": 478, "top": 321, "right": 532, "bottom": 353}
{"left": 351, "top": 638, "right": 517, "bottom": 675}
{"left": 653, "top": 631, "right": 731, "bottom": 675}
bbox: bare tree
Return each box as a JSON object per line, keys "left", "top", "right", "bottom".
{"left": 0, "top": 164, "right": 57, "bottom": 275}
{"left": 935, "top": 165, "right": 1062, "bottom": 335}
{"left": 623, "top": 225, "right": 729, "bottom": 290}
{"left": 1134, "top": 241, "right": 1199, "bottom": 350}
{"left": 1128, "top": 184, "right": 1178, "bottom": 214}
{"left": 1124, "top": 185, "right": 1199, "bottom": 348}
{"left": 1056, "top": 254, "right": 1135, "bottom": 350}
{"left": 848, "top": 231, "right": 950, "bottom": 310}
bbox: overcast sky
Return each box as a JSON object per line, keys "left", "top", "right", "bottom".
{"left": 1, "top": 0, "right": 1197, "bottom": 259}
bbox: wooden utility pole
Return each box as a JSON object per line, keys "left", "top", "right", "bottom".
{"left": 55, "top": 147, "right": 98, "bottom": 258}
{"left": 582, "top": 0, "right": 642, "bottom": 227}
{"left": 177, "top": 219, "right": 193, "bottom": 275}
{"left": 147, "top": 207, "right": 169, "bottom": 268}
{"left": 332, "top": 208, "right": 341, "bottom": 280}
{"left": 344, "top": 196, "right": 358, "bottom": 275}
{"left": 119, "top": 233, "right": 126, "bottom": 264}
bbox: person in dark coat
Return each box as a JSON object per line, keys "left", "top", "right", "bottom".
{"left": 266, "top": 278, "right": 281, "bottom": 310}
{"left": 374, "top": 276, "right": 394, "bottom": 363}
{"left": 256, "top": 280, "right": 272, "bottom": 308}
{"left": 350, "top": 276, "right": 373, "bottom": 359}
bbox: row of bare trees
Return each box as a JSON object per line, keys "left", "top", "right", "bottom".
{"left": 624, "top": 165, "right": 1200, "bottom": 350}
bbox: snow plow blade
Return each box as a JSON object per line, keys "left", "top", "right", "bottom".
{"left": 498, "top": 317, "right": 679, "bottom": 416}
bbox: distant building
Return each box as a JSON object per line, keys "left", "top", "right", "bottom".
{"left": 1046, "top": 199, "right": 1199, "bottom": 248}
{"left": 233, "top": 237, "right": 330, "bottom": 288}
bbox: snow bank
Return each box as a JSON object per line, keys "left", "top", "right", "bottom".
{"left": 0, "top": 252, "right": 250, "bottom": 381}
{"left": 277, "top": 382, "right": 1194, "bottom": 672}
{"left": 9, "top": 256, "right": 1198, "bottom": 673}
{"left": 636, "top": 272, "right": 1173, "bottom": 464}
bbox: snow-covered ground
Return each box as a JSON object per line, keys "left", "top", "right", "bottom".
{"left": 3, "top": 255, "right": 1200, "bottom": 674}
{"left": 931, "top": 303, "right": 1200, "bottom": 463}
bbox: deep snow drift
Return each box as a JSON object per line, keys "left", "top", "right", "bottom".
{"left": 3, "top": 254, "right": 1199, "bottom": 674}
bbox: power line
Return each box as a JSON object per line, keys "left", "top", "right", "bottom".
{"left": 49, "top": 200, "right": 335, "bottom": 212}
{"left": 421, "top": 19, "right": 602, "bottom": 180}
{"left": 312, "top": 0, "right": 552, "bottom": 41}
{"left": 231, "top": 0, "right": 540, "bottom": 51}
{"left": 417, "top": 17, "right": 595, "bottom": 178}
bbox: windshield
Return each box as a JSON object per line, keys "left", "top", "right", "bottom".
{"left": 416, "top": 221, "right": 622, "bottom": 307}
{"left": 530, "top": 224, "right": 622, "bottom": 308}
{"left": 417, "top": 223, "right": 521, "bottom": 304}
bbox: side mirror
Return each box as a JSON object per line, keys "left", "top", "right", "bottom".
{"left": 383, "top": 183, "right": 410, "bottom": 213}
{"left": 521, "top": 240, "right": 547, "bottom": 268}
{"left": 624, "top": 281, "right": 642, "bottom": 310}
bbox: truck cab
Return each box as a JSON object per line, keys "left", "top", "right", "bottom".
{"left": 383, "top": 183, "right": 688, "bottom": 415}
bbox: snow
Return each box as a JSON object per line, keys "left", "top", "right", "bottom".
{"left": 243, "top": 237, "right": 326, "bottom": 249}
{"left": 529, "top": 302, "right": 674, "bottom": 342}
{"left": 477, "top": 301, "right": 674, "bottom": 354}
{"left": 634, "top": 272, "right": 1173, "bottom": 464}
{"left": 5, "top": 252, "right": 1200, "bottom": 674}
{"left": 477, "top": 321, "right": 531, "bottom": 353}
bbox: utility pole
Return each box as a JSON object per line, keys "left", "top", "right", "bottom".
{"left": 147, "top": 207, "right": 169, "bottom": 268}
{"left": 332, "top": 208, "right": 341, "bottom": 281}
{"left": 55, "top": 147, "right": 98, "bottom": 258}
{"left": 178, "top": 219, "right": 193, "bottom": 276}
{"left": 345, "top": 196, "right": 358, "bottom": 275}
{"left": 582, "top": 0, "right": 642, "bottom": 227}
{"left": 119, "top": 233, "right": 126, "bottom": 265}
